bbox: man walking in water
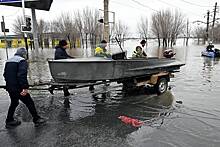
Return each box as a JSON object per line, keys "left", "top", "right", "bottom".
{"left": 3, "top": 48, "right": 46, "bottom": 128}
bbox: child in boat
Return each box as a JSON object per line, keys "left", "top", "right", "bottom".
{"left": 132, "top": 46, "right": 147, "bottom": 58}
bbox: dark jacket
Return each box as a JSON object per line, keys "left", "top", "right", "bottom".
{"left": 3, "top": 55, "right": 29, "bottom": 92}
{"left": 54, "top": 46, "right": 73, "bottom": 60}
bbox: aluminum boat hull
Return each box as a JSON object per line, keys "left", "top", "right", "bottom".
{"left": 48, "top": 57, "right": 184, "bottom": 83}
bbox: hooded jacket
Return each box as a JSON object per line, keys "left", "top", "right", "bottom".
{"left": 54, "top": 46, "right": 73, "bottom": 60}
{"left": 3, "top": 48, "right": 29, "bottom": 92}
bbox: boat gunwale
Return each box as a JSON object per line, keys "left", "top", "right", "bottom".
{"left": 47, "top": 57, "right": 178, "bottom": 63}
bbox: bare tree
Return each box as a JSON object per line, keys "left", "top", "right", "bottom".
{"left": 37, "top": 19, "right": 50, "bottom": 49}
{"left": 81, "top": 7, "right": 102, "bottom": 55}
{"left": 12, "top": 15, "right": 23, "bottom": 35}
{"left": 213, "top": 24, "right": 220, "bottom": 43}
{"left": 137, "top": 17, "right": 148, "bottom": 40}
{"left": 151, "top": 13, "right": 161, "bottom": 46}
{"left": 193, "top": 26, "right": 206, "bottom": 44}
{"left": 170, "top": 10, "right": 185, "bottom": 47}
{"left": 51, "top": 12, "right": 79, "bottom": 49}
{"left": 75, "top": 11, "right": 85, "bottom": 48}
{"left": 114, "top": 21, "right": 129, "bottom": 46}
{"left": 151, "top": 9, "right": 185, "bottom": 47}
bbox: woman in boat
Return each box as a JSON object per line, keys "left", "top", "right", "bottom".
{"left": 132, "top": 46, "right": 147, "bottom": 58}
{"left": 95, "top": 40, "right": 111, "bottom": 58}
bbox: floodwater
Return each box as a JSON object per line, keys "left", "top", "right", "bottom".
{"left": 0, "top": 40, "right": 220, "bottom": 147}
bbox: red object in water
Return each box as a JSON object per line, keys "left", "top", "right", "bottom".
{"left": 118, "top": 115, "right": 144, "bottom": 127}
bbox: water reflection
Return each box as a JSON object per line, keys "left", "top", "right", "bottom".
{"left": 202, "top": 57, "right": 220, "bottom": 70}
{"left": 148, "top": 46, "right": 187, "bottom": 63}
{"left": 59, "top": 86, "right": 174, "bottom": 124}
{"left": 202, "top": 57, "right": 220, "bottom": 82}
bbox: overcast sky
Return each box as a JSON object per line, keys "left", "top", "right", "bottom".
{"left": 0, "top": 0, "right": 219, "bottom": 36}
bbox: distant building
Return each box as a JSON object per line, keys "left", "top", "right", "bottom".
{"left": 0, "top": 35, "right": 25, "bottom": 48}
{"left": 0, "top": 33, "right": 81, "bottom": 49}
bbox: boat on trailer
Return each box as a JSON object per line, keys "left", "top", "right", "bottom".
{"left": 48, "top": 54, "right": 185, "bottom": 94}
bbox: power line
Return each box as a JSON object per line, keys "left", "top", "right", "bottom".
{"left": 178, "top": 0, "right": 212, "bottom": 8}
{"left": 157, "top": 0, "right": 180, "bottom": 9}
{"left": 130, "top": 0, "right": 159, "bottom": 12}
{"left": 111, "top": 0, "right": 147, "bottom": 12}
{"left": 156, "top": 0, "right": 202, "bottom": 17}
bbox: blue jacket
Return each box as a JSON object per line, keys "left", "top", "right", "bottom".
{"left": 54, "top": 46, "right": 73, "bottom": 60}
{"left": 3, "top": 55, "right": 29, "bottom": 92}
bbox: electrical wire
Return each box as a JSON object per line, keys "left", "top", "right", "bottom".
{"left": 111, "top": 0, "right": 146, "bottom": 12}
{"left": 178, "top": 0, "right": 212, "bottom": 8}
{"left": 130, "top": 0, "right": 159, "bottom": 12}
{"left": 156, "top": 0, "right": 202, "bottom": 17}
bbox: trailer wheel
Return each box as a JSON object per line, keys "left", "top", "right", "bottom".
{"left": 155, "top": 77, "right": 168, "bottom": 95}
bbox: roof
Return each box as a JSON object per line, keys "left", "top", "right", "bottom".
{"left": 0, "top": 0, "right": 53, "bottom": 11}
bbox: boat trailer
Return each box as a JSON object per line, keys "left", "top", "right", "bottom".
{"left": 0, "top": 71, "right": 174, "bottom": 95}
{"left": 0, "top": 71, "right": 177, "bottom": 108}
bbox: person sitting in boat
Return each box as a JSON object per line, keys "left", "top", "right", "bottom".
{"left": 140, "top": 39, "right": 147, "bottom": 57}
{"left": 54, "top": 40, "right": 74, "bottom": 60}
{"left": 52, "top": 40, "right": 73, "bottom": 97}
{"left": 95, "top": 40, "right": 111, "bottom": 58}
{"left": 206, "top": 41, "right": 215, "bottom": 52}
{"left": 132, "top": 46, "right": 147, "bottom": 58}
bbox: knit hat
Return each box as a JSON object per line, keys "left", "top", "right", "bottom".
{"left": 15, "top": 48, "right": 27, "bottom": 58}
{"left": 101, "top": 40, "right": 107, "bottom": 44}
{"left": 59, "top": 40, "right": 68, "bottom": 47}
{"left": 140, "top": 39, "right": 146, "bottom": 44}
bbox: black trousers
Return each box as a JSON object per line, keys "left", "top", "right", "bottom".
{"left": 6, "top": 91, "right": 40, "bottom": 122}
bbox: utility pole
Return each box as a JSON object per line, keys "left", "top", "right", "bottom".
{"left": 211, "top": 2, "right": 217, "bottom": 41}
{"left": 22, "top": 0, "right": 29, "bottom": 59}
{"left": 186, "top": 19, "right": 189, "bottom": 46}
{"left": 2, "top": 16, "right": 9, "bottom": 59}
{"left": 31, "top": 8, "right": 39, "bottom": 51}
{"left": 104, "top": 0, "right": 110, "bottom": 43}
{"left": 206, "top": 10, "right": 210, "bottom": 43}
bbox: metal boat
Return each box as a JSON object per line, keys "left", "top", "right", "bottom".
{"left": 48, "top": 57, "right": 185, "bottom": 83}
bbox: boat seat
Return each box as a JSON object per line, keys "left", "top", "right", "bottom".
{"left": 112, "top": 52, "right": 127, "bottom": 60}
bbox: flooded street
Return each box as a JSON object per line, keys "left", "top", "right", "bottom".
{"left": 0, "top": 41, "right": 220, "bottom": 147}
